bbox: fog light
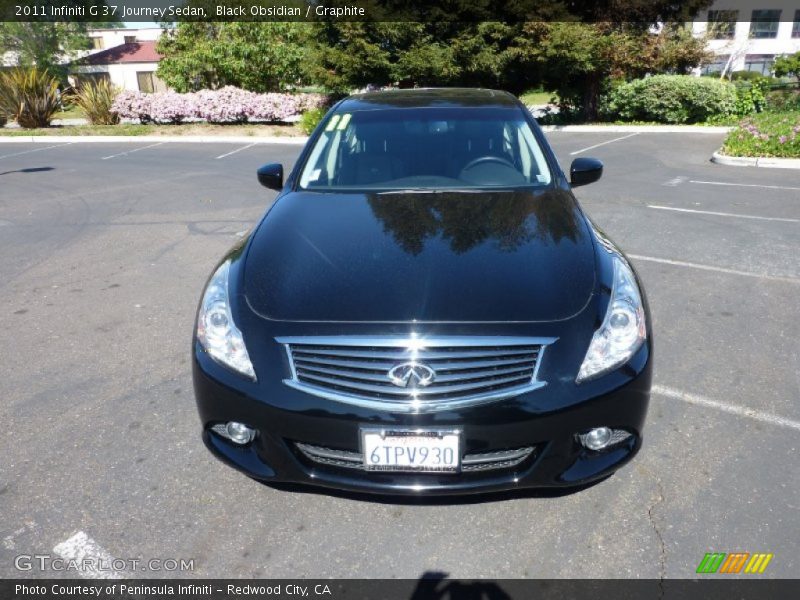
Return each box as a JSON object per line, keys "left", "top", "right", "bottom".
{"left": 226, "top": 422, "right": 255, "bottom": 445}
{"left": 578, "top": 427, "right": 612, "bottom": 451}
{"left": 211, "top": 421, "right": 256, "bottom": 445}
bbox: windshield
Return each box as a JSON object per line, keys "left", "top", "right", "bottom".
{"left": 298, "top": 107, "right": 552, "bottom": 191}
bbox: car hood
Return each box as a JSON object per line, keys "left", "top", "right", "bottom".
{"left": 243, "top": 189, "right": 596, "bottom": 322}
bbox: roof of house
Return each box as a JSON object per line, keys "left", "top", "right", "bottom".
{"left": 77, "top": 41, "right": 162, "bottom": 65}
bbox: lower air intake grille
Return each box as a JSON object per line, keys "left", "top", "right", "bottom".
{"left": 276, "top": 336, "right": 554, "bottom": 412}
{"left": 294, "top": 442, "right": 536, "bottom": 473}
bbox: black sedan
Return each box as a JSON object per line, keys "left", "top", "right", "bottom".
{"left": 193, "top": 88, "right": 652, "bottom": 495}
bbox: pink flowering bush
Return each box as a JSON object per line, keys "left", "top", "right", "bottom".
{"left": 722, "top": 112, "right": 800, "bottom": 158}
{"left": 112, "top": 90, "right": 154, "bottom": 123}
{"left": 149, "top": 91, "right": 196, "bottom": 124}
{"left": 111, "top": 87, "right": 329, "bottom": 124}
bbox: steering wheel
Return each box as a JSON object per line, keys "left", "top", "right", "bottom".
{"left": 461, "top": 155, "right": 517, "bottom": 172}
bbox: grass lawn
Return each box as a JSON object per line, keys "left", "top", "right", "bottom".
{"left": 519, "top": 89, "right": 557, "bottom": 106}
{"left": 721, "top": 112, "right": 800, "bottom": 158}
{"left": 55, "top": 103, "right": 88, "bottom": 120}
{"left": 0, "top": 122, "right": 305, "bottom": 137}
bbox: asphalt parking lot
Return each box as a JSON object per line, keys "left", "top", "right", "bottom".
{"left": 0, "top": 130, "right": 798, "bottom": 579}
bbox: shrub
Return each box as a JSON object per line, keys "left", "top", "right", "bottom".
{"left": 0, "top": 112, "right": 6, "bottom": 127}
{"left": 70, "top": 80, "right": 120, "bottom": 125}
{"left": 730, "top": 70, "right": 764, "bottom": 81}
{"left": 734, "top": 78, "right": 768, "bottom": 115}
{"left": 112, "top": 90, "right": 154, "bottom": 123}
{"left": 150, "top": 90, "right": 195, "bottom": 124}
{"left": 773, "top": 51, "right": 800, "bottom": 84}
{"left": 730, "top": 71, "right": 781, "bottom": 88}
{"left": 299, "top": 107, "right": 327, "bottom": 134}
{"left": 721, "top": 112, "right": 800, "bottom": 158}
{"left": 0, "top": 68, "right": 60, "bottom": 128}
{"left": 607, "top": 75, "right": 737, "bottom": 124}
{"left": 110, "top": 87, "right": 329, "bottom": 124}
{"left": 765, "top": 88, "right": 800, "bottom": 112}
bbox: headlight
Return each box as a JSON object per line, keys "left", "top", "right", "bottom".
{"left": 577, "top": 257, "right": 646, "bottom": 383}
{"left": 196, "top": 260, "right": 256, "bottom": 380}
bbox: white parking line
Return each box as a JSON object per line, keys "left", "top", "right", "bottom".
{"left": 690, "top": 180, "right": 800, "bottom": 192}
{"left": 0, "top": 142, "right": 74, "bottom": 160}
{"left": 2, "top": 521, "right": 36, "bottom": 550}
{"left": 647, "top": 205, "right": 800, "bottom": 223}
{"left": 653, "top": 385, "right": 800, "bottom": 432}
{"left": 53, "top": 531, "right": 123, "bottom": 579}
{"left": 101, "top": 142, "right": 165, "bottom": 160}
{"left": 569, "top": 133, "right": 639, "bottom": 156}
{"left": 215, "top": 142, "right": 258, "bottom": 159}
{"left": 628, "top": 254, "right": 800, "bottom": 284}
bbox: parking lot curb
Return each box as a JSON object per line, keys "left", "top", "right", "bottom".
{"left": 711, "top": 150, "right": 800, "bottom": 169}
{"left": 0, "top": 135, "right": 309, "bottom": 144}
{"left": 0, "top": 125, "right": 733, "bottom": 144}
{"left": 540, "top": 125, "right": 733, "bottom": 133}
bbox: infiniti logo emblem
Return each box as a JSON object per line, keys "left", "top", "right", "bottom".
{"left": 387, "top": 362, "right": 437, "bottom": 388}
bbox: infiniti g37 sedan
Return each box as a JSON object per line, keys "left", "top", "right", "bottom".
{"left": 192, "top": 88, "right": 652, "bottom": 495}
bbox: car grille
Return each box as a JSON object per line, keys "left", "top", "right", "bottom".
{"left": 294, "top": 442, "right": 537, "bottom": 473}
{"left": 276, "top": 336, "right": 554, "bottom": 412}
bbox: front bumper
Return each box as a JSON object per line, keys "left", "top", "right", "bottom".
{"left": 193, "top": 346, "right": 652, "bottom": 496}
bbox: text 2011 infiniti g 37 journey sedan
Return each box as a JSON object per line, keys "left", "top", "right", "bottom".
{"left": 193, "top": 88, "right": 652, "bottom": 495}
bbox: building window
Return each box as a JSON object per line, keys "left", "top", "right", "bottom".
{"left": 792, "top": 10, "right": 800, "bottom": 38}
{"left": 744, "top": 54, "right": 776, "bottom": 75}
{"left": 707, "top": 10, "right": 738, "bottom": 39}
{"left": 749, "top": 10, "right": 781, "bottom": 39}
{"left": 702, "top": 55, "right": 730, "bottom": 75}
{"left": 137, "top": 72, "right": 155, "bottom": 93}
{"left": 124, "top": 35, "right": 136, "bottom": 44}
{"left": 91, "top": 37, "right": 103, "bottom": 50}
{"left": 74, "top": 73, "right": 110, "bottom": 88}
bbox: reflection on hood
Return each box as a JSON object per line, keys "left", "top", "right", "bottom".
{"left": 367, "top": 189, "right": 580, "bottom": 256}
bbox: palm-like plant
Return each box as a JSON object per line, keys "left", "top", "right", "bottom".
{"left": 70, "top": 79, "right": 121, "bottom": 125}
{"left": 0, "top": 68, "right": 60, "bottom": 129}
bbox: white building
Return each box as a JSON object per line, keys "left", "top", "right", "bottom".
{"left": 692, "top": 1, "right": 800, "bottom": 75}
{"left": 69, "top": 39, "right": 168, "bottom": 92}
{"left": 1, "top": 27, "right": 164, "bottom": 72}
{"left": 1, "top": 26, "right": 167, "bottom": 93}
{"left": 86, "top": 27, "right": 163, "bottom": 54}
{"left": 68, "top": 27, "right": 167, "bottom": 92}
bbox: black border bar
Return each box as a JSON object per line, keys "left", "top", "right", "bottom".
{"left": 3, "top": 0, "right": 800, "bottom": 23}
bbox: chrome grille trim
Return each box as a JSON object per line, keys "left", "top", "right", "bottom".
{"left": 277, "top": 336, "right": 555, "bottom": 413}
{"left": 294, "top": 442, "right": 536, "bottom": 473}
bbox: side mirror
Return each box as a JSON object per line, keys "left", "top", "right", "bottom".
{"left": 570, "top": 157, "right": 603, "bottom": 187}
{"left": 257, "top": 163, "right": 284, "bottom": 191}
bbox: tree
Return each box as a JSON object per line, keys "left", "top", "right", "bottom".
{"left": 524, "top": 22, "right": 711, "bottom": 119}
{"left": 309, "top": 0, "right": 714, "bottom": 119}
{"left": 0, "top": 0, "right": 119, "bottom": 81}
{"left": 0, "top": 22, "right": 93, "bottom": 80}
{"left": 773, "top": 52, "right": 800, "bottom": 84}
{"left": 308, "top": 21, "right": 534, "bottom": 94}
{"left": 155, "top": 22, "right": 310, "bottom": 92}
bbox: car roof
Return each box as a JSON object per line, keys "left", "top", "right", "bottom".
{"left": 338, "top": 88, "right": 521, "bottom": 111}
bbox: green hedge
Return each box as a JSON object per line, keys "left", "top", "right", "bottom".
{"left": 299, "top": 107, "right": 327, "bottom": 134}
{"left": 766, "top": 89, "right": 800, "bottom": 112}
{"left": 721, "top": 112, "right": 800, "bottom": 158}
{"left": 607, "top": 75, "right": 737, "bottom": 124}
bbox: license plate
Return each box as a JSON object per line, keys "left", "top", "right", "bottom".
{"left": 361, "top": 429, "right": 460, "bottom": 472}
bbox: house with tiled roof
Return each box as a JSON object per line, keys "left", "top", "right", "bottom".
{"left": 69, "top": 37, "right": 168, "bottom": 92}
